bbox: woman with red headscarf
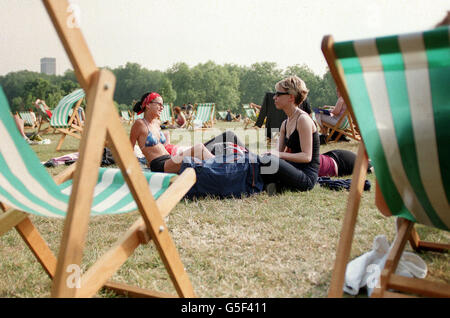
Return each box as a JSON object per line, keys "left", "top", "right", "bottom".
{"left": 129, "top": 92, "right": 214, "bottom": 173}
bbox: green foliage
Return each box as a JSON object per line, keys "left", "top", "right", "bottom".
{"left": 0, "top": 62, "right": 338, "bottom": 114}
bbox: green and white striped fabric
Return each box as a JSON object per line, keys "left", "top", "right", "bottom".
{"left": 121, "top": 110, "right": 130, "bottom": 121}
{"left": 217, "top": 111, "right": 227, "bottom": 120}
{"left": 337, "top": 115, "right": 349, "bottom": 130}
{"left": 245, "top": 108, "right": 257, "bottom": 120}
{"left": 50, "top": 89, "right": 85, "bottom": 128}
{"left": 0, "top": 87, "right": 175, "bottom": 218}
{"left": 334, "top": 26, "right": 450, "bottom": 231}
{"left": 19, "top": 112, "right": 35, "bottom": 126}
{"left": 134, "top": 112, "right": 144, "bottom": 120}
{"left": 160, "top": 103, "right": 172, "bottom": 123}
{"left": 194, "top": 103, "right": 215, "bottom": 124}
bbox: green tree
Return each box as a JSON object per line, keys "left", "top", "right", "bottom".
{"left": 239, "top": 62, "right": 283, "bottom": 106}
{"left": 159, "top": 77, "right": 177, "bottom": 104}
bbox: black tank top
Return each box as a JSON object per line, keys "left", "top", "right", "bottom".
{"left": 283, "top": 116, "right": 320, "bottom": 171}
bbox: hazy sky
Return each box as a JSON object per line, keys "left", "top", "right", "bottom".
{"left": 1, "top": 0, "right": 448, "bottom": 76}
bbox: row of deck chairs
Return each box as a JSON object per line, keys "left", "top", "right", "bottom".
{"left": 1, "top": 0, "right": 448, "bottom": 299}
{"left": 121, "top": 102, "right": 216, "bottom": 129}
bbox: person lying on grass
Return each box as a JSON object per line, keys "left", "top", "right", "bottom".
{"left": 129, "top": 92, "right": 214, "bottom": 173}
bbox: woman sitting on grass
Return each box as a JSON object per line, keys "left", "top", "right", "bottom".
{"left": 130, "top": 92, "right": 214, "bottom": 173}
{"left": 260, "top": 75, "right": 320, "bottom": 194}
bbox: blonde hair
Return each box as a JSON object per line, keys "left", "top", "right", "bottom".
{"left": 275, "top": 75, "right": 309, "bottom": 105}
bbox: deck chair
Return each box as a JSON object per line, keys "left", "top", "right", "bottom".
{"left": 323, "top": 25, "right": 450, "bottom": 297}
{"left": 217, "top": 111, "right": 227, "bottom": 121}
{"left": 322, "top": 108, "right": 361, "bottom": 143}
{"left": 50, "top": 88, "right": 85, "bottom": 151}
{"left": 160, "top": 103, "right": 173, "bottom": 125}
{"left": 243, "top": 105, "right": 257, "bottom": 129}
{"left": 191, "top": 103, "right": 215, "bottom": 129}
{"left": 131, "top": 111, "right": 144, "bottom": 125}
{"left": 19, "top": 111, "right": 37, "bottom": 128}
{"left": 120, "top": 110, "right": 132, "bottom": 124}
{"left": 0, "top": 0, "right": 197, "bottom": 298}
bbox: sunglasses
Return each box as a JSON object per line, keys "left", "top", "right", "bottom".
{"left": 151, "top": 101, "right": 164, "bottom": 107}
{"left": 274, "top": 91, "right": 290, "bottom": 97}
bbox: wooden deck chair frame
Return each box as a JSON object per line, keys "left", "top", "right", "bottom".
{"left": 53, "top": 94, "right": 85, "bottom": 151}
{"left": 0, "top": 0, "right": 197, "bottom": 298}
{"left": 322, "top": 108, "right": 361, "bottom": 143}
{"left": 322, "top": 25, "right": 450, "bottom": 298}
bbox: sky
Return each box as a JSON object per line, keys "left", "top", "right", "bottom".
{"left": 0, "top": 0, "right": 448, "bottom": 77}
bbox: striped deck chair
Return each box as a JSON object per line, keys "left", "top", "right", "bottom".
{"left": 159, "top": 103, "right": 173, "bottom": 124}
{"left": 322, "top": 108, "right": 360, "bottom": 143}
{"left": 120, "top": 110, "right": 131, "bottom": 125}
{"left": 191, "top": 103, "right": 215, "bottom": 128}
{"left": 243, "top": 107, "right": 257, "bottom": 129}
{"left": 19, "top": 111, "right": 36, "bottom": 128}
{"left": 323, "top": 25, "right": 450, "bottom": 298}
{"left": 217, "top": 111, "right": 227, "bottom": 120}
{"left": 50, "top": 88, "right": 85, "bottom": 151}
{"left": 131, "top": 111, "right": 144, "bottom": 125}
{"left": 0, "top": 0, "right": 197, "bottom": 298}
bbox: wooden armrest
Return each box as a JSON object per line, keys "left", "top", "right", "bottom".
{"left": 52, "top": 163, "right": 77, "bottom": 185}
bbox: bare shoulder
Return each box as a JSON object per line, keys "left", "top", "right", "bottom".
{"left": 131, "top": 119, "right": 146, "bottom": 133}
{"left": 297, "top": 113, "right": 316, "bottom": 132}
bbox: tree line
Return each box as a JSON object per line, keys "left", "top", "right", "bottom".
{"left": 0, "top": 61, "right": 337, "bottom": 115}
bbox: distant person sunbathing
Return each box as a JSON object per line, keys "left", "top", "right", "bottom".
{"left": 315, "top": 88, "right": 347, "bottom": 135}
{"left": 167, "top": 106, "right": 186, "bottom": 128}
{"left": 129, "top": 92, "right": 214, "bottom": 173}
{"left": 34, "top": 99, "right": 52, "bottom": 118}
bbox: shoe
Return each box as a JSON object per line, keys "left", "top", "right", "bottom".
{"left": 266, "top": 183, "right": 277, "bottom": 196}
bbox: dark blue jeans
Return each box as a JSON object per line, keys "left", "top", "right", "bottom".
{"left": 259, "top": 154, "right": 318, "bottom": 192}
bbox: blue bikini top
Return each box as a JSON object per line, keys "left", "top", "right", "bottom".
{"left": 143, "top": 119, "right": 166, "bottom": 147}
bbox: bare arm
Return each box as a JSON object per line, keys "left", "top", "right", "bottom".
{"left": 331, "top": 97, "right": 345, "bottom": 117}
{"left": 180, "top": 113, "right": 187, "bottom": 128}
{"left": 129, "top": 120, "right": 144, "bottom": 149}
{"left": 278, "top": 120, "right": 286, "bottom": 152}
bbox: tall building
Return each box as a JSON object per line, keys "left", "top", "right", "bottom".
{"left": 40, "top": 57, "right": 56, "bottom": 75}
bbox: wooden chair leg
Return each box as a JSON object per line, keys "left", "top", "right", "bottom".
{"left": 15, "top": 217, "right": 58, "bottom": 279}
{"left": 372, "top": 218, "right": 414, "bottom": 297}
{"left": 408, "top": 226, "right": 450, "bottom": 253}
{"left": 55, "top": 134, "right": 66, "bottom": 151}
{"left": 328, "top": 143, "right": 369, "bottom": 297}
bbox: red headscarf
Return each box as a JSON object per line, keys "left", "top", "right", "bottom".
{"left": 138, "top": 92, "right": 161, "bottom": 115}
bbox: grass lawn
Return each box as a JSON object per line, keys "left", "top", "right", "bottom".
{"left": 0, "top": 120, "right": 448, "bottom": 298}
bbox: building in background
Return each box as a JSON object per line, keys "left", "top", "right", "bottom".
{"left": 40, "top": 57, "right": 56, "bottom": 75}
